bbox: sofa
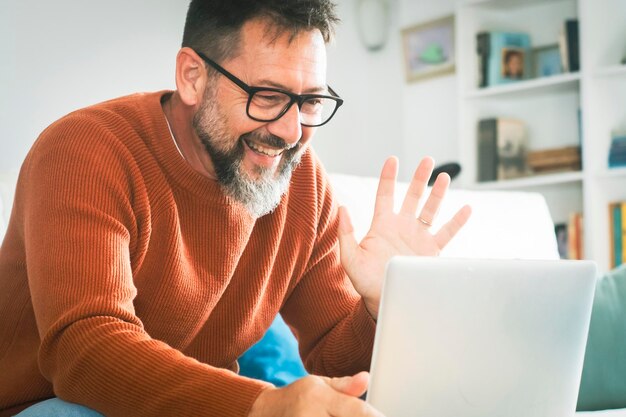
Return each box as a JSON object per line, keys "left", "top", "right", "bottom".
{"left": 1, "top": 171, "right": 624, "bottom": 415}
{"left": 328, "top": 173, "right": 560, "bottom": 260}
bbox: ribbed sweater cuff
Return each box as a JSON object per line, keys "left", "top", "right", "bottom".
{"left": 203, "top": 375, "right": 272, "bottom": 417}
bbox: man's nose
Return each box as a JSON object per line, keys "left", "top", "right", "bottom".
{"left": 266, "top": 103, "right": 303, "bottom": 146}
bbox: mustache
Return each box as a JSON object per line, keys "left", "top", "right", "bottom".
{"left": 240, "top": 131, "right": 301, "bottom": 152}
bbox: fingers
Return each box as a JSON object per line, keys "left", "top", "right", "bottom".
{"left": 328, "top": 394, "right": 385, "bottom": 417}
{"left": 316, "top": 373, "right": 385, "bottom": 416}
{"left": 417, "top": 171, "right": 450, "bottom": 226}
{"left": 326, "top": 371, "right": 370, "bottom": 397}
{"left": 373, "top": 156, "right": 398, "bottom": 217}
{"left": 252, "top": 374, "right": 384, "bottom": 417}
{"left": 434, "top": 204, "right": 472, "bottom": 249}
{"left": 399, "top": 156, "right": 434, "bottom": 217}
{"left": 324, "top": 372, "right": 384, "bottom": 417}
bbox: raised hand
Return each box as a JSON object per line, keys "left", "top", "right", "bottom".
{"left": 337, "top": 156, "right": 472, "bottom": 319}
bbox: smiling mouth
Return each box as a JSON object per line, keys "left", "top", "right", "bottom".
{"left": 243, "top": 137, "right": 287, "bottom": 157}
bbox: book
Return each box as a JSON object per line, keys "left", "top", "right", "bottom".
{"left": 526, "top": 146, "right": 582, "bottom": 173}
{"left": 609, "top": 134, "right": 626, "bottom": 168}
{"left": 610, "top": 203, "right": 624, "bottom": 267}
{"left": 477, "top": 118, "right": 498, "bottom": 182}
{"left": 559, "top": 19, "right": 580, "bottom": 72}
{"left": 476, "top": 32, "right": 490, "bottom": 87}
{"left": 477, "top": 117, "right": 529, "bottom": 181}
{"left": 567, "top": 212, "right": 584, "bottom": 260}
{"left": 622, "top": 203, "right": 626, "bottom": 266}
{"left": 554, "top": 223, "right": 568, "bottom": 259}
{"left": 496, "top": 118, "right": 528, "bottom": 180}
{"left": 476, "top": 31, "right": 531, "bottom": 87}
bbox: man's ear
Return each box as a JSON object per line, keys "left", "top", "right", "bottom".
{"left": 175, "top": 47, "right": 206, "bottom": 107}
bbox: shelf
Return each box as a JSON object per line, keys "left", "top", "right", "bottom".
{"left": 457, "top": 0, "right": 623, "bottom": 273}
{"left": 593, "top": 64, "right": 626, "bottom": 79}
{"left": 472, "top": 170, "right": 584, "bottom": 190}
{"left": 465, "top": 73, "right": 581, "bottom": 99}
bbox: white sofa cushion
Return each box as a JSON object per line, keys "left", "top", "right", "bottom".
{"left": 0, "top": 171, "right": 560, "bottom": 261}
{"left": 328, "top": 173, "right": 560, "bottom": 261}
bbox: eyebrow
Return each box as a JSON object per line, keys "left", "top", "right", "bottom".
{"left": 256, "top": 79, "right": 328, "bottom": 94}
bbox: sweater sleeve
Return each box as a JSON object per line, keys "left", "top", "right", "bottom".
{"left": 21, "top": 117, "right": 269, "bottom": 417}
{"left": 280, "top": 164, "right": 376, "bottom": 377}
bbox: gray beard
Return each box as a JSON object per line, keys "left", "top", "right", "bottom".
{"left": 192, "top": 92, "right": 303, "bottom": 218}
{"left": 207, "top": 136, "right": 303, "bottom": 218}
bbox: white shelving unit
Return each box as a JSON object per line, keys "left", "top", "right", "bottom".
{"left": 456, "top": 0, "right": 626, "bottom": 272}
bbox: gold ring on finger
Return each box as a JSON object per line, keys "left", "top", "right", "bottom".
{"left": 417, "top": 216, "right": 432, "bottom": 227}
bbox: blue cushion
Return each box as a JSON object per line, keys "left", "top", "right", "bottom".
{"left": 239, "top": 314, "right": 308, "bottom": 387}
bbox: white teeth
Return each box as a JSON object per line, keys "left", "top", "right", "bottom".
{"left": 246, "top": 140, "right": 283, "bottom": 157}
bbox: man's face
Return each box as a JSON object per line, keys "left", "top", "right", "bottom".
{"left": 192, "top": 19, "right": 328, "bottom": 217}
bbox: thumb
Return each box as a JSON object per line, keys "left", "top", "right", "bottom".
{"left": 337, "top": 206, "right": 359, "bottom": 270}
{"left": 326, "top": 371, "right": 370, "bottom": 398}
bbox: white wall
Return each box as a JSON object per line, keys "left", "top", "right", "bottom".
{"left": 0, "top": 0, "right": 187, "bottom": 172}
{"left": 0, "top": 0, "right": 459, "bottom": 182}
{"left": 315, "top": 0, "right": 404, "bottom": 178}
{"left": 317, "top": 0, "right": 459, "bottom": 180}
{"left": 398, "top": 0, "right": 459, "bottom": 180}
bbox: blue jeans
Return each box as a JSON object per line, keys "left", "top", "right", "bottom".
{"left": 15, "top": 398, "right": 104, "bottom": 417}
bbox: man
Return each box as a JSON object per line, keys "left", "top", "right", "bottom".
{"left": 0, "top": 1, "right": 471, "bottom": 416}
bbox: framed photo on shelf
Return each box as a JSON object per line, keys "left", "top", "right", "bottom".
{"left": 501, "top": 47, "right": 525, "bottom": 80}
{"left": 401, "top": 15, "right": 455, "bottom": 83}
{"left": 532, "top": 44, "right": 563, "bottom": 78}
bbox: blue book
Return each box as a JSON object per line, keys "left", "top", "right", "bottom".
{"left": 486, "top": 31, "right": 531, "bottom": 86}
{"left": 609, "top": 135, "right": 626, "bottom": 167}
{"left": 609, "top": 152, "right": 626, "bottom": 168}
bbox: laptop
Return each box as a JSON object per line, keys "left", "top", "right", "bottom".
{"left": 367, "top": 257, "right": 597, "bottom": 417}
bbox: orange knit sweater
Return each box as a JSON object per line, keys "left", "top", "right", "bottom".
{"left": 0, "top": 91, "right": 376, "bottom": 416}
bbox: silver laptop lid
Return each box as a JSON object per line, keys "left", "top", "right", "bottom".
{"left": 367, "top": 257, "right": 597, "bottom": 417}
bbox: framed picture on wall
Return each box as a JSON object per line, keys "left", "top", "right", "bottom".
{"left": 401, "top": 15, "right": 455, "bottom": 83}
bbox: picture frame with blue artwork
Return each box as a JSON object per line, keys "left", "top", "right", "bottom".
{"left": 401, "top": 15, "right": 455, "bottom": 83}
{"left": 532, "top": 44, "right": 563, "bottom": 78}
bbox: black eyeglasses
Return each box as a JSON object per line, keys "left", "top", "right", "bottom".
{"left": 194, "top": 50, "right": 343, "bottom": 127}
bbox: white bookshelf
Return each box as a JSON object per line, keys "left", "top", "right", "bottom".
{"left": 456, "top": 0, "right": 626, "bottom": 272}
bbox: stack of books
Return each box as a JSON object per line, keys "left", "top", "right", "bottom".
{"left": 526, "top": 145, "right": 581, "bottom": 174}
{"left": 608, "top": 133, "right": 626, "bottom": 168}
{"left": 610, "top": 202, "right": 625, "bottom": 268}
